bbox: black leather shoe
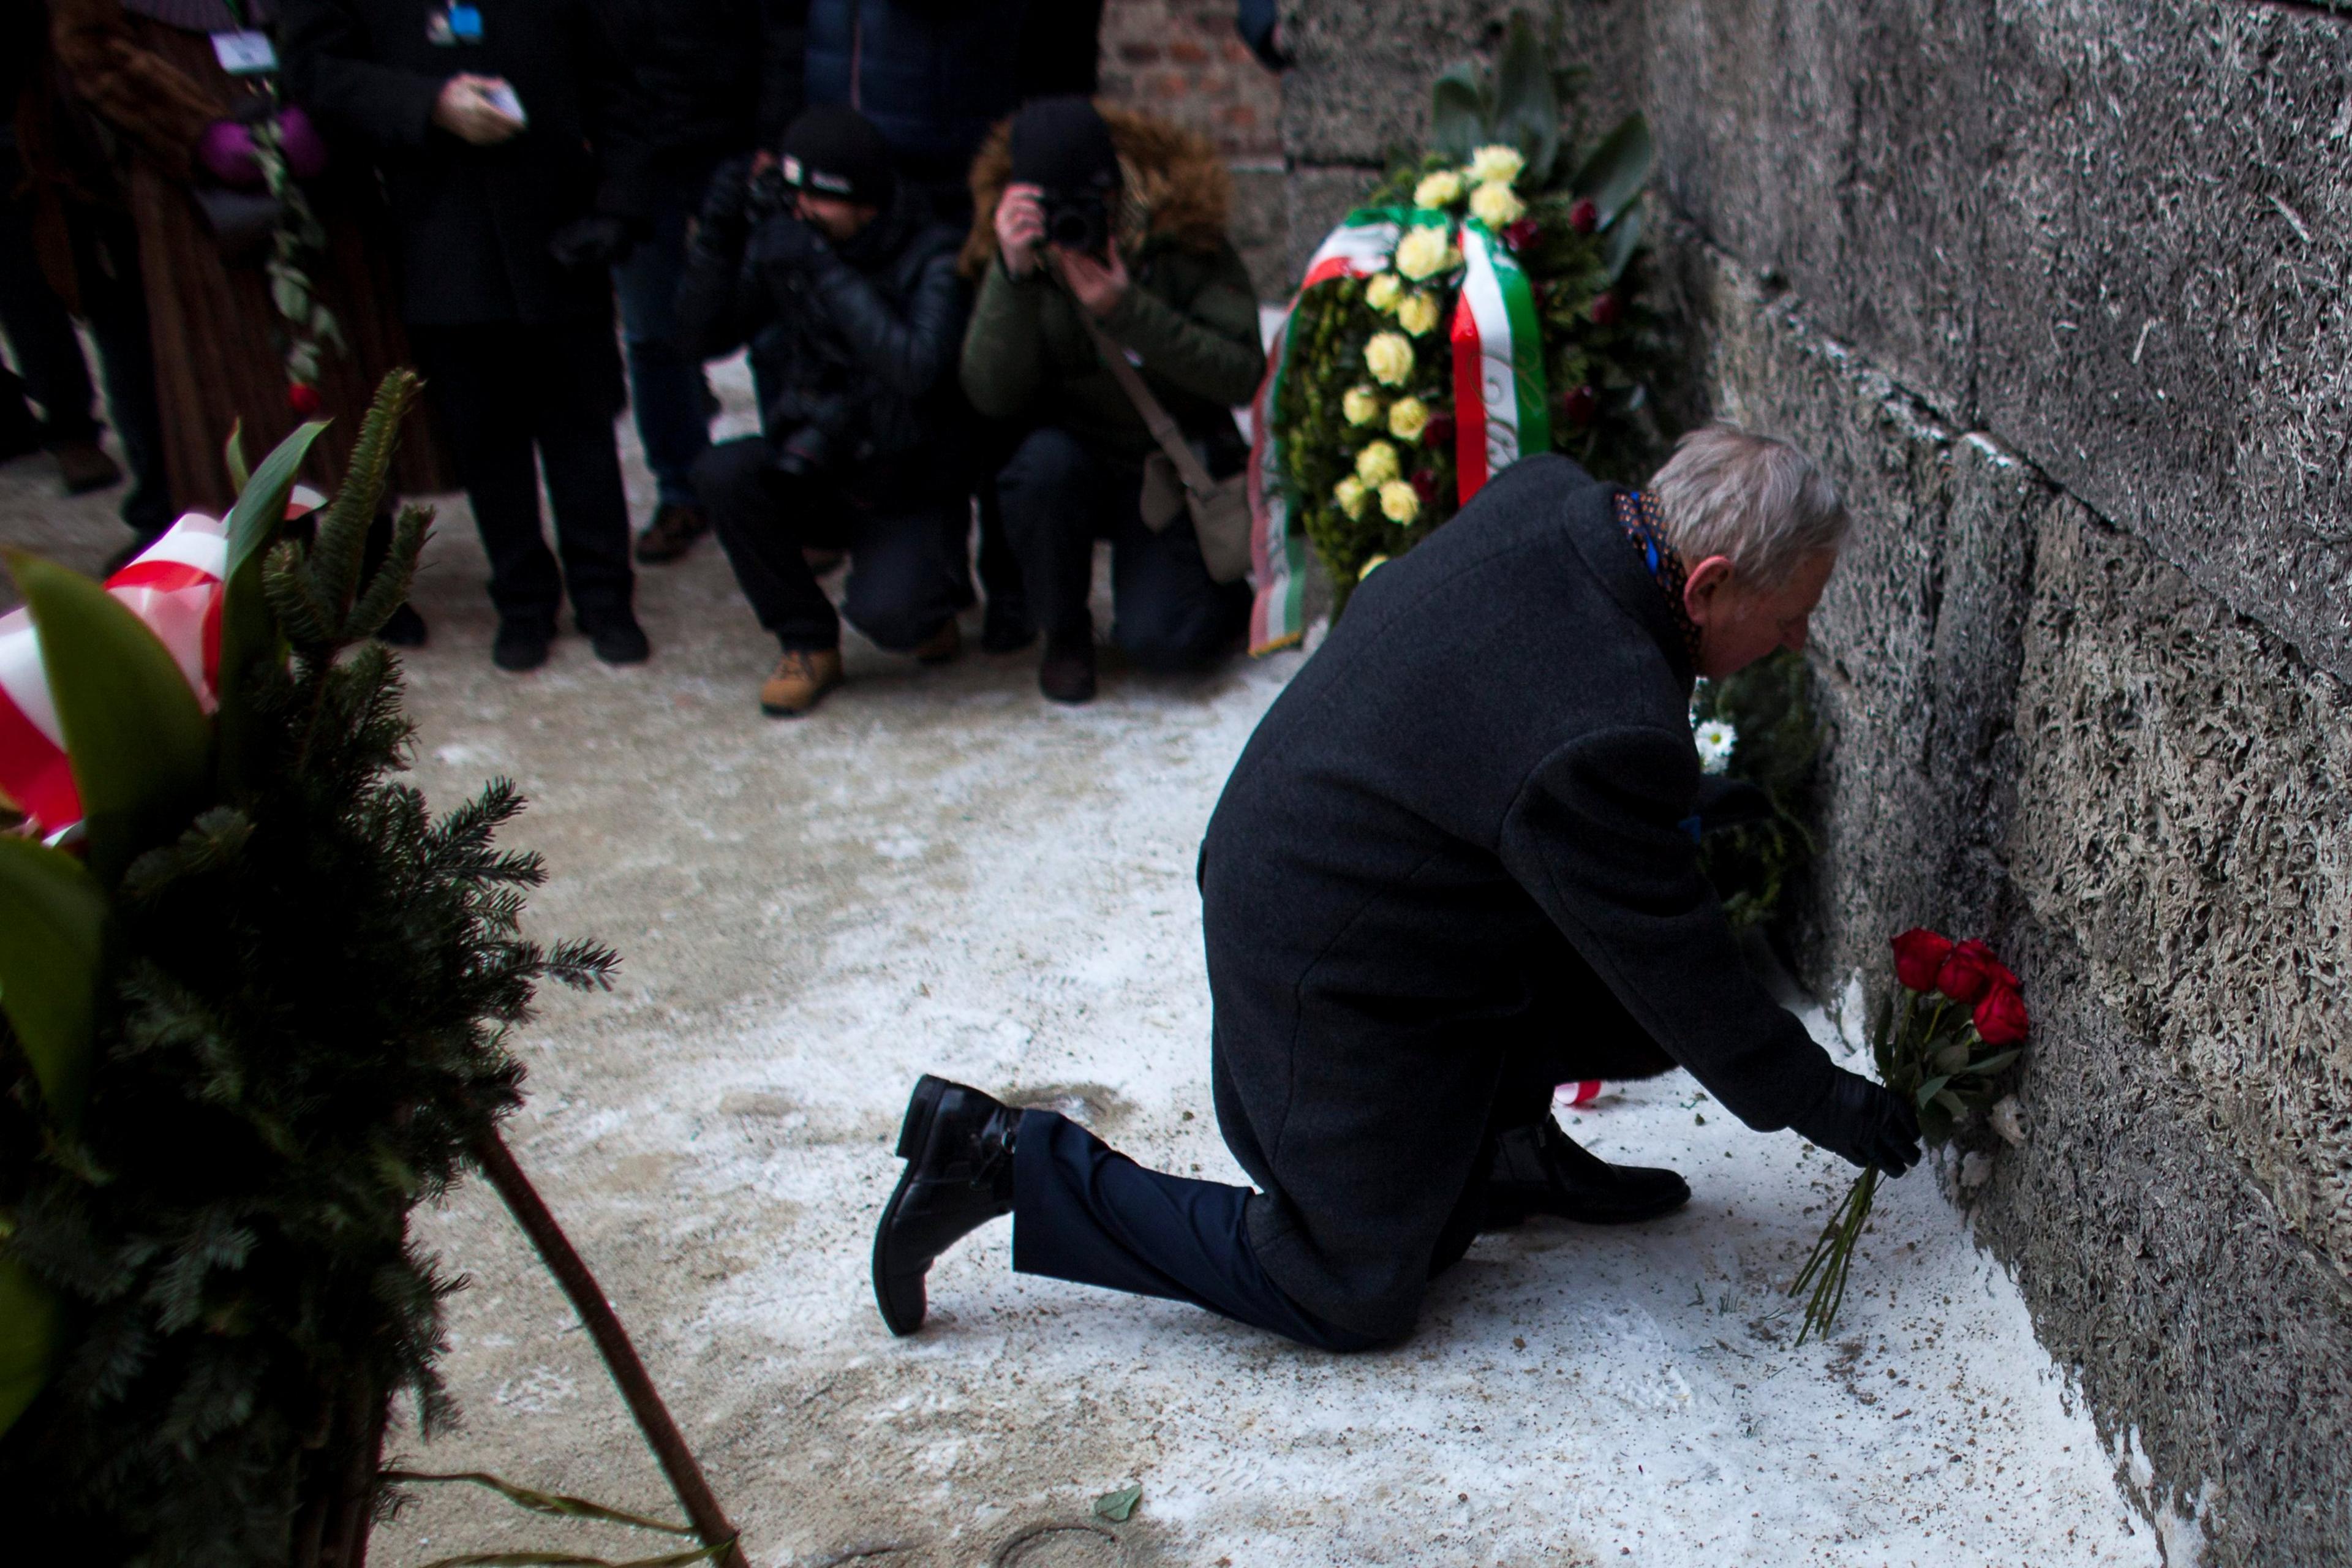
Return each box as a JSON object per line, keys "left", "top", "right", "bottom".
{"left": 1480, "top": 1116, "right": 1691, "bottom": 1231}
{"left": 492, "top": 620, "right": 552, "bottom": 672}
{"left": 1038, "top": 631, "right": 1096, "bottom": 704}
{"left": 873, "top": 1075, "right": 1019, "bottom": 1336}
{"left": 377, "top": 601, "right": 428, "bottom": 648}
{"left": 584, "top": 613, "right": 650, "bottom": 665}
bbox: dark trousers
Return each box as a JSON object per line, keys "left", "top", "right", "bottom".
{"left": 696, "top": 434, "right": 966, "bottom": 653}
{"left": 1012, "top": 1012, "right": 1676, "bottom": 1352}
{"left": 613, "top": 156, "right": 715, "bottom": 511}
{"left": 410, "top": 318, "right": 635, "bottom": 631}
{"left": 994, "top": 425, "right": 1246, "bottom": 669}
{"left": 0, "top": 164, "right": 171, "bottom": 536}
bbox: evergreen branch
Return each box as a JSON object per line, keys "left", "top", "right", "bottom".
{"left": 261, "top": 539, "right": 339, "bottom": 653}
{"left": 343, "top": 503, "right": 432, "bottom": 643}
{"left": 545, "top": 939, "right": 620, "bottom": 992}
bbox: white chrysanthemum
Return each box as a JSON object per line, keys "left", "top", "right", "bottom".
{"left": 1363, "top": 331, "right": 1416, "bottom": 386}
{"left": 1342, "top": 385, "right": 1384, "bottom": 426}
{"left": 1386, "top": 396, "right": 1430, "bottom": 441}
{"left": 1694, "top": 719, "right": 1738, "bottom": 775}
{"left": 1395, "top": 292, "right": 1441, "bottom": 337}
{"left": 1413, "top": 169, "right": 1464, "bottom": 209}
{"left": 1334, "top": 475, "right": 1369, "bottom": 519}
{"left": 1379, "top": 480, "right": 1421, "bottom": 524}
{"left": 1468, "top": 144, "right": 1526, "bottom": 185}
{"left": 1354, "top": 440, "right": 1401, "bottom": 486}
{"left": 1394, "top": 225, "right": 1458, "bottom": 281}
{"left": 1469, "top": 180, "right": 1525, "bottom": 228}
{"left": 1363, "top": 271, "right": 1404, "bottom": 312}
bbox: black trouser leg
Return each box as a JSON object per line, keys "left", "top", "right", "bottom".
{"left": 840, "top": 499, "right": 969, "bottom": 653}
{"left": 995, "top": 426, "right": 1113, "bottom": 641}
{"left": 697, "top": 434, "right": 844, "bottom": 650}
{"left": 528, "top": 318, "right": 635, "bottom": 627}
{"left": 1107, "top": 505, "right": 1249, "bottom": 672}
{"left": 1011, "top": 1109, "right": 1385, "bottom": 1351}
{"left": 0, "top": 176, "right": 100, "bottom": 447}
{"left": 77, "top": 212, "right": 170, "bottom": 536}
{"left": 411, "top": 323, "right": 562, "bottom": 630}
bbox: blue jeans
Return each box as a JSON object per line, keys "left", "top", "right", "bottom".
{"left": 613, "top": 158, "right": 716, "bottom": 511}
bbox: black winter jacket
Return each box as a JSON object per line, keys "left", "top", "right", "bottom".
{"left": 1198, "top": 454, "right": 1842, "bottom": 1340}
{"left": 597, "top": 0, "right": 804, "bottom": 168}
{"left": 677, "top": 175, "right": 969, "bottom": 491}
{"left": 281, "top": 0, "right": 646, "bottom": 326}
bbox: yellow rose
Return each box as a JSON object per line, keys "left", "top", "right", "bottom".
{"left": 1468, "top": 144, "right": 1526, "bottom": 186}
{"left": 1342, "top": 385, "right": 1384, "bottom": 426}
{"left": 1363, "top": 330, "right": 1415, "bottom": 386}
{"left": 1333, "top": 475, "right": 1369, "bottom": 519}
{"left": 1395, "top": 292, "right": 1441, "bottom": 337}
{"left": 1357, "top": 553, "right": 1390, "bottom": 580}
{"left": 1394, "top": 225, "right": 1458, "bottom": 282}
{"left": 1379, "top": 480, "right": 1421, "bottom": 524}
{"left": 1412, "top": 170, "right": 1464, "bottom": 209}
{"left": 1354, "top": 440, "right": 1400, "bottom": 486}
{"left": 1469, "top": 181, "right": 1525, "bottom": 228}
{"left": 1387, "top": 396, "right": 1430, "bottom": 441}
{"left": 1363, "top": 271, "right": 1404, "bottom": 312}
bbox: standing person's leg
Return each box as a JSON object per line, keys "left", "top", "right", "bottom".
{"left": 615, "top": 159, "right": 715, "bottom": 563}
{"left": 696, "top": 433, "right": 852, "bottom": 714}
{"left": 838, "top": 495, "right": 968, "bottom": 657}
{"left": 527, "top": 317, "right": 644, "bottom": 663}
{"left": 0, "top": 172, "right": 115, "bottom": 494}
{"left": 1105, "top": 504, "right": 1250, "bottom": 673}
{"left": 993, "top": 426, "right": 1112, "bottom": 701}
{"left": 410, "top": 323, "right": 565, "bottom": 669}
{"left": 75, "top": 212, "right": 172, "bottom": 541}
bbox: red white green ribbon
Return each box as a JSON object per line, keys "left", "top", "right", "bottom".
{"left": 1249, "top": 210, "right": 1404, "bottom": 654}
{"left": 1449, "top": 218, "right": 1550, "bottom": 502}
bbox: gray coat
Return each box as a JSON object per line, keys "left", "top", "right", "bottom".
{"left": 1199, "top": 453, "right": 1841, "bottom": 1340}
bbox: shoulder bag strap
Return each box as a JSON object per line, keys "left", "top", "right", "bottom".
{"left": 1076, "top": 309, "right": 1220, "bottom": 499}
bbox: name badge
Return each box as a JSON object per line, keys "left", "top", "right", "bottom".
{"left": 426, "top": 4, "right": 483, "bottom": 44}
{"left": 210, "top": 29, "right": 277, "bottom": 74}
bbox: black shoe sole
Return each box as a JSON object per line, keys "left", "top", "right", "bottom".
{"left": 873, "top": 1075, "right": 951, "bottom": 1336}
{"left": 1482, "top": 1178, "right": 1692, "bottom": 1233}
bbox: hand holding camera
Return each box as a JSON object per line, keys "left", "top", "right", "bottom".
{"left": 995, "top": 182, "right": 1049, "bottom": 277}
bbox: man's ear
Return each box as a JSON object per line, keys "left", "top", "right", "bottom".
{"left": 1682, "top": 554, "right": 1736, "bottom": 627}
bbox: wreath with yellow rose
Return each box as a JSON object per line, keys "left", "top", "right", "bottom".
{"left": 1250, "top": 15, "right": 1667, "bottom": 638}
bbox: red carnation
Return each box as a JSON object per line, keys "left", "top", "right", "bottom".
{"left": 1422, "top": 412, "right": 1455, "bottom": 450}
{"left": 1890, "top": 929, "right": 1954, "bottom": 993}
{"left": 287, "top": 382, "right": 322, "bottom": 416}
{"left": 1590, "top": 291, "right": 1623, "bottom": 327}
{"left": 1935, "top": 939, "right": 2005, "bottom": 1005}
{"left": 1974, "top": 984, "right": 2030, "bottom": 1046}
{"left": 1502, "top": 217, "right": 1541, "bottom": 252}
{"left": 1409, "top": 469, "right": 1440, "bottom": 505}
{"left": 1569, "top": 198, "right": 1599, "bottom": 235}
{"left": 1562, "top": 384, "right": 1599, "bottom": 426}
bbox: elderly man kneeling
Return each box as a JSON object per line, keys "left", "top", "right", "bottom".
{"left": 872, "top": 428, "right": 1922, "bottom": 1349}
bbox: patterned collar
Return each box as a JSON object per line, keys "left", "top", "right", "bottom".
{"left": 1615, "top": 489, "right": 1703, "bottom": 671}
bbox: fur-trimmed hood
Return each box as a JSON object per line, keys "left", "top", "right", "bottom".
{"left": 960, "top": 105, "right": 1234, "bottom": 277}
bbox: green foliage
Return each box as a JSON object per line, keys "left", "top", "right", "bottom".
{"left": 0, "top": 836, "right": 106, "bottom": 1131}
{"left": 1693, "top": 650, "right": 1820, "bottom": 930}
{"left": 0, "top": 374, "right": 615, "bottom": 1564}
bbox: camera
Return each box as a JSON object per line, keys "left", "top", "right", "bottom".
{"left": 772, "top": 394, "right": 862, "bottom": 479}
{"left": 1040, "top": 189, "right": 1111, "bottom": 258}
{"left": 744, "top": 162, "right": 794, "bottom": 225}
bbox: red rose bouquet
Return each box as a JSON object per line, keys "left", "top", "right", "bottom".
{"left": 1790, "top": 928, "right": 2030, "bottom": 1341}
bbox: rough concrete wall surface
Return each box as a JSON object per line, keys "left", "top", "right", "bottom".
{"left": 1274, "top": 0, "right": 2352, "bottom": 1560}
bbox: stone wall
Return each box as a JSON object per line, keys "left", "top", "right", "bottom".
{"left": 1281, "top": 1, "right": 2352, "bottom": 1561}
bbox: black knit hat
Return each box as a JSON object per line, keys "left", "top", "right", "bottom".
{"left": 778, "top": 105, "right": 896, "bottom": 206}
{"left": 1009, "top": 96, "right": 1120, "bottom": 195}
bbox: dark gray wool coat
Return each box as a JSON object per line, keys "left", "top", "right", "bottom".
{"left": 1199, "top": 453, "right": 1841, "bottom": 1341}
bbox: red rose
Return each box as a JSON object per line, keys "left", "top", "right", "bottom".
{"left": 1890, "top": 929, "right": 1954, "bottom": 993}
{"left": 1422, "top": 412, "right": 1456, "bottom": 450}
{"left": 1502, "top": 217, "right": 1541, "bottom": 252}
{"left": 287, "top": 382, "right": 322, "bottom": 416}
{"left": 1590, "top": 291, "right": 1623, "bottom": 327}
{"left": 1569, "top": 198, "right": 1600, "bottom": 235}
{"left": 1974, "top": 984, "right": 2030, "bottom": 1046}
{"left": 1562, "top": 385, "right": 1599, "bottom": 426}
{"left": 1409, "top": 469, "right": 1440, "bottom": 505}
{"left": 1935, "top": 939, "right": 2003, "bottom": 1005}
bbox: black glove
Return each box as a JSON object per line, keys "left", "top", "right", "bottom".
{"left": 747, "top": 211, "right": 829, "bottom": 275}
{"left": 696, "top": 153, "right": 758, "bottom": 250}
{"left": 1692, "top": 775, "right": 1774, "bottom": 835}
{"left": 1789, "top": 1068, "right": 1921, "bottom": 1177}
{"left": 548, "top": 214, "right": 633, "bottom": 271}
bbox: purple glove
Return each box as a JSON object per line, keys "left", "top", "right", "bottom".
{"left": 197, "top": 118, "right": 262, "bottom": 187}
{"left": 277, "top": 105, "right": 329, "bottom": 179}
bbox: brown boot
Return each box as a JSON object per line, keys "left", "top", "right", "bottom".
{"left": 760, "top": 646, "right": 843, "bottom": 717}
{"left": 53, "top": 439, "right": 122, "bottom": 496}
{"left": 633, "top": 502, "right": 707, "bottom": 563}
{"left": 910, "top": 618, "right": 960, "bottom": 665}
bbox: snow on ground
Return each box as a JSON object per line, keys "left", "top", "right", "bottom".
{"left": 1, "top": 358, "right": 2165, "bottom": 1567}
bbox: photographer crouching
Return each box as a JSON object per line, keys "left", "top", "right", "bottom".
{"left": 682, "top": 107, "right": 972, "bottom": 717}
{"left": 962, "top": 98, "right": 1264, "bottom": 704}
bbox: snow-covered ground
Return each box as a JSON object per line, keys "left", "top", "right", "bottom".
{"left": 1, "top": 357, "right": 2169, "bottom": 1567}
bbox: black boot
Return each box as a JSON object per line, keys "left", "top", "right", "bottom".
{"left": 1480, "top": 1116, "right": 1691, "bottom": 1232}
{"left": 873, "top": 1075, "right": 1020, "bottom": 1335}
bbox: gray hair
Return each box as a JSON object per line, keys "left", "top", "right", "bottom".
{"left": 1649, "top": 425, "right": 1848, "bottom": 586}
